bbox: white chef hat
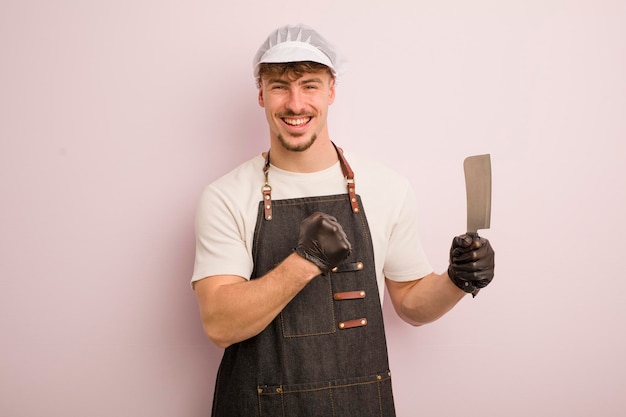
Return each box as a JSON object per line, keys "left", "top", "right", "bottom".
{"left": 253, "top": 24, "right": 341, "bottom": 79}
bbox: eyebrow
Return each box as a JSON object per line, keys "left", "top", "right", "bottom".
{"left": 298, "top": 77, "right": 324, "bottom": 85}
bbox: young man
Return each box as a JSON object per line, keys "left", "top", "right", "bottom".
{"left": 192, "top": 24, "right": 495, "bottom": 417}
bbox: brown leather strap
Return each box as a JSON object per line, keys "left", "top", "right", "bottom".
{"left": 338, "top": 318, "right": 367, "bottom": 330}
{"left": 262, "top": 143, "right": 360, "bottom": 221}
{"left": 333, "top": 143, "right": 360, "bottom": 214}
{"left": 333, "top": 291, "right": 366, "bottom": 301}
{"left": 262, "top": 186, "right": 272, "bottom": 221}
{"left": 331, "top": 261, "right": 364, "bottom": 273}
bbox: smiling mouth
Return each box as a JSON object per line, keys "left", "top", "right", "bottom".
{"left": 282, "top": 117, "right": 312, "bottom": 127}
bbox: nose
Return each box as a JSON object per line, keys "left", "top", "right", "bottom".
{"left": 285, "top": 89, "right": 306, "bottom": 114}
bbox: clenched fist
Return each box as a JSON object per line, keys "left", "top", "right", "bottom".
{"left": 295, "top": 212, "right": 352, "bottom": 274}
{"left": 448, "top": 233, "right": 495, "bottom": 297}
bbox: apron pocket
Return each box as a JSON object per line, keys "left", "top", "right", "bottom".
{"left": 257, "top": 371, "right": 395, "bottom": 417}
{"left": 280, "top": 274, "right": 335, "bottom": 337}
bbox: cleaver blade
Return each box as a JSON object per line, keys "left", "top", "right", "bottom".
{"left": 464, "top": 154, "right": 492, "bottom": 235}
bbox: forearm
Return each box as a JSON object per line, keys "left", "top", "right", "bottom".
{"left": 388, "top": 272, "right": 466, "bottom": 327}
{"left": 195, "top": 253, "right": 319, "bottom": 348}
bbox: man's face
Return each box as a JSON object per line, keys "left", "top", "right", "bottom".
{"left": 258, "top": 69, "right": 336, "bottom": 152}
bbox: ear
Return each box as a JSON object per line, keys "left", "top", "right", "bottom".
{"left": 328, "top": 78, "right": 336, "bottom": 105}
{"left": 258, "top": 88, "right": 265, "bottom": 107}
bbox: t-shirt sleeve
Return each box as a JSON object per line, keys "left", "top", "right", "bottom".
{"left": 191, "top": 184, "right": 254, "bottom": 286}
{"left": 382, "top": 183, "right": 433, "bottom": 282}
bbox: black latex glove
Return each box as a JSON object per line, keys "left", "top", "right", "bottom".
{"left": 295, "top": 212, "right": 352, "bottom": 274}
{"left": 448, "top": 233, "right": 495, "bottom": 297}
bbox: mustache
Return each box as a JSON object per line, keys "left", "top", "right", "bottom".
{"left": 279, "top": 110, "right": 312, "bottom": 117}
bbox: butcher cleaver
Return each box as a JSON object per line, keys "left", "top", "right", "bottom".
{"left": 464, "top": 154, "right": 491, "bottom": 236}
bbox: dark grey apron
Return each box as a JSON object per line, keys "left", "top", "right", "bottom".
{"left": 211, "top": 146, "right": 396, "bottom": 417}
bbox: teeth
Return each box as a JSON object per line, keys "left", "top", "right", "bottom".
{"left": 283, "top": 117, "right": 310, "bottom": 126}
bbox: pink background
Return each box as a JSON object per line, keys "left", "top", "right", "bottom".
{"left": 1, "top": 1, "right": 625, "bottom": 416}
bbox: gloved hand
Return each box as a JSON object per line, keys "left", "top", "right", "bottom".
{"left": 447, "top": 233, "right": 495, "bottom": 297}
{"left": 295, "top": 212, "right": 352, "bottom": 274}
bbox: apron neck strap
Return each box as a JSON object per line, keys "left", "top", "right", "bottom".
{"left": 262, "top": 142, "right": 360, "bottom": 221}
{"left": 332, "top": 142, "right": 360, "bottom": 215}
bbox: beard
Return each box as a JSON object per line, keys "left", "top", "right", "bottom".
{"left": 277, "top": 133, "right": 317, "bottom": 152}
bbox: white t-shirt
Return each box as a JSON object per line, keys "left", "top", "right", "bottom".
{"left": 191, "top": 150, "right": 433, "bottom": 302}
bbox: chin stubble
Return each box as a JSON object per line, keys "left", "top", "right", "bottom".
{"left": 277, "top": 133, "right": 318, "bottom": 152}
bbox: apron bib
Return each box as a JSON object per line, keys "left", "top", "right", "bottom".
{"left": 211, "top": 147, "right": 396, "bottom": 417}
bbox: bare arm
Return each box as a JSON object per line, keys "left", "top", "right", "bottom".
{"left": 193, "top": 212, "right": 352, "bottom": 348}
{"left": 387, "top": 232, "right": 496, "bottom": 326}
{"left": 194, "top": 253, "right": 320, "bottom": 348}
{"left": 385, "top": 272, "right": 466, "bottom": 327}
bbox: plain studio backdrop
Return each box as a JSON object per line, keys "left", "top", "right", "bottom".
{"left": 1, "top": 1, "right": 624, "bottom": 416}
